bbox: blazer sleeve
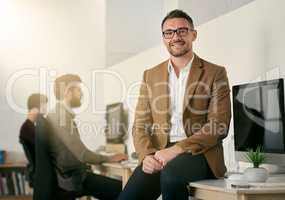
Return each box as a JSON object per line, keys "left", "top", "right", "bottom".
{"left": 132, "top": 70, "right": 158, "bottom": 162}
{"left": 176, "top": 67, "right": 231, "bottom": 154}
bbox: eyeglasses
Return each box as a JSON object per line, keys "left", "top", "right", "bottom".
{"left": 162, "top": 27, "right": 194, "bottom": 39}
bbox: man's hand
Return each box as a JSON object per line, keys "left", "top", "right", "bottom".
{"left": 109, "top": 153, "right": 128, "bottom": 162}
{"left": 154, "top": 145, "right": 184, "bottom": 166}
{"left": 142, "top": 155, "right": 163, "bottom": 174}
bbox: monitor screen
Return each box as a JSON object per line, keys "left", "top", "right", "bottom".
{"left": 233, "top": 79, "right": 285, "bottom": 154}
{"left": 105, "top": 102, "right": 126, "bottom": 142}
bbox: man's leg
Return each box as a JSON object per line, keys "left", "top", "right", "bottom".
{"left": 118, "top": 165, "right": 161, "bottom": 200}
{"left": 160, "top": 153, "right": 213, "bottom": 200}
{"left": 80, "top": 172, "right": 122, "bottom": 200}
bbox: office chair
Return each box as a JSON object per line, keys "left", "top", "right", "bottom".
{"left": 33, "top": 115, "right": 76, "bottom": 200}
{"left": 19, "top": 138, "right": 35, "bottom": 187}
{"left": 33, "top": 114, "right": 57, "bottom": 200}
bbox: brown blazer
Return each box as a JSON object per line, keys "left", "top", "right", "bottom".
{"left": 132, "top": 54, "right": 231, "bottom": 178}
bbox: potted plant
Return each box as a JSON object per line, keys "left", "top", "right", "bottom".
{"left": 243, "top": 146, "right": 268, "bottom": 182}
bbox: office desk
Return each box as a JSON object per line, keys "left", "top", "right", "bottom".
{"left": 189, "top": 179, "right": 285, "bottom": 200}
{"left": 92, "top": 162, "right": 133, "bottom": 188}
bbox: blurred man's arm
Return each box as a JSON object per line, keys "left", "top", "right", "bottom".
{"left": 48, "top": 115, "right": 111, "bottom": 165}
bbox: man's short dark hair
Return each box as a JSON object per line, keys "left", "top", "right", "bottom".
{"left": 54, "top": 74, "right": 82, "bottom": 100}
{"left": 27, "top": 93, "right": 48, "bottom": 111}
{"left": 161, "top": 9, "right": 194, "bottom": 29}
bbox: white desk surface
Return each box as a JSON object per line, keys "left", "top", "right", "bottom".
{"left": 189, "top": 179, "right": 285, "bottom": 194}
{"left": 102, "top": 160, "right": 138, "bottom": 170}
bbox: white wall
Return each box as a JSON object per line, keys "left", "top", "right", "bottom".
{"left": 105, "top": 0, "right": 254, "bottom": 67}
{"left": 179, "top": 0, "right": 254, "bottom": 26}
{"left": 105, "top": 0, "right": 165, "bottom": 67}
{"left": 0, "top": 0, "right": 107, "bottom": 155}
{"left": 104, "top": 0, "right": 285, "bottom": 171}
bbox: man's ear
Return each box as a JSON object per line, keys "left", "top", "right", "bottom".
{"left": 192, "top": 30, "right": 197, "bottom": 42}
{"left": 64, "top": 88, "right": 71, "bottom": 100}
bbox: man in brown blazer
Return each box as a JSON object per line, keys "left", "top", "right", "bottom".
{"left": 118, "top": 9, "right": 231, "bottom": 200}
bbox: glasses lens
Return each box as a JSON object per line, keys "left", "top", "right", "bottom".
{"left": 163, "top": 28, "right": 190, "bottom": 39}
{"left": 177, "top": 28, "right": 189, "bottom": 36}
{"left": 163, "top": 30, "right": 174, "bottom": 39}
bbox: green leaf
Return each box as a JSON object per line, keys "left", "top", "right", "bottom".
{"left": 245, "top": 146, "right": 266, "bottom": 168}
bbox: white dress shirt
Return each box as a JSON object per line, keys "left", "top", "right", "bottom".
{"left": 168, "top": 55, "right": 195, "bottom": 142}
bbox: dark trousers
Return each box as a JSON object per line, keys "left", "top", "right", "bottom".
{"left": 118, "top": 153, "right": 215, "bottom": 200}
{"left": 58, "top": 172, "right": 122, "bottom": 200}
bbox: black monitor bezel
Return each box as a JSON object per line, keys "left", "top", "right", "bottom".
{"left": 232, "top": 78, "right": 285, "bottom": 154}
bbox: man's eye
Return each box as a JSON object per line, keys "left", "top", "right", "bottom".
{"left": 178, "top": 29, "right": 187, "bottom": 34}
{"left": 164, "top": 31, "right": 173, "bottom": 35}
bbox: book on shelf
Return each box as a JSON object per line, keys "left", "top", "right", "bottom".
{"left": 1, "top": 176, "right": 8, "bottom": 195}
{"left": 0, "top": 166, "right": 32, "bottom": 196}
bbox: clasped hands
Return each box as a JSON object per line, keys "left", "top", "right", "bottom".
{"left": 142, "top": 145, "right": 183, "bottom": 174}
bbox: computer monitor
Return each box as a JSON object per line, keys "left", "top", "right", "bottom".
{"left": 232, "top": 79, "right": 285, "bottom": 171}
{"left": 105, "top": 102, "right": 127, "bottom": 143}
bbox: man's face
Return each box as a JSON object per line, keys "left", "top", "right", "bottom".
{"left": 39, "top": 102, "right": 48, "bottom": 115}
{"left": 162, "top": 18, "right": 197, "bottom": 57}
{"left": 69, "top": 85, "right": 82, "bottom": 108}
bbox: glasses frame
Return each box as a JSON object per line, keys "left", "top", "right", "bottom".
{"left": 162, "top": 27, "right": 195, "bottom": 39}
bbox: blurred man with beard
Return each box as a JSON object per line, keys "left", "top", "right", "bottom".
{"left": 47, "top": 74, "right": 127, "bottom": 199}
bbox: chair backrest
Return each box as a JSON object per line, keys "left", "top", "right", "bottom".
{"left": 20, "top": 139, "right": 34, "bottom": 164}
{"left": 19, "top": 138, "right": 35, "bottom": 187}
{"left": 33, "top": 114, "right": 57, "bottom": 200}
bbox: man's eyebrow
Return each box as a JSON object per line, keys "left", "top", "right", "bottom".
{"left": 163, "top": 27, "right": 189, "bottom": 31}
{"left": 163, "top": 29, "right": 174, "bottom": 31}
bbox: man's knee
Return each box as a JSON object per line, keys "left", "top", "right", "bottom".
{"left": 160, "top": 165, "right": 185, "bottom": 188}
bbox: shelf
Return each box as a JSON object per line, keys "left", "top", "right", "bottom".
{"left": 0, "top": 195, "right": 32, "bottom": 200}
{"left": 0, "top": 163, "right": 27, "bottom": 169}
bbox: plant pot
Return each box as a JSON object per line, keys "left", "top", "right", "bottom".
{"left": 243, "top": 167, "right": 269, "bottom": 182}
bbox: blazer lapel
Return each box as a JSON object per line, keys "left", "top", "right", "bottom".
{"left": 183, "top": 54, "right": 204, "bottom": 113}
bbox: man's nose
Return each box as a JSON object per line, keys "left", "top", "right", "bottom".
{"left": 172, "top": 31, "right": 182, "bottom": 40}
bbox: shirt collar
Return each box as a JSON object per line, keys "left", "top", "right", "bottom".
{"left": 168, "top": 54, "right": 195, "bottom": 74}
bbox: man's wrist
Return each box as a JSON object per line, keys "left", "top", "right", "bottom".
{"left": 173, "top": 145, "right": 184, "bottom": 154}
